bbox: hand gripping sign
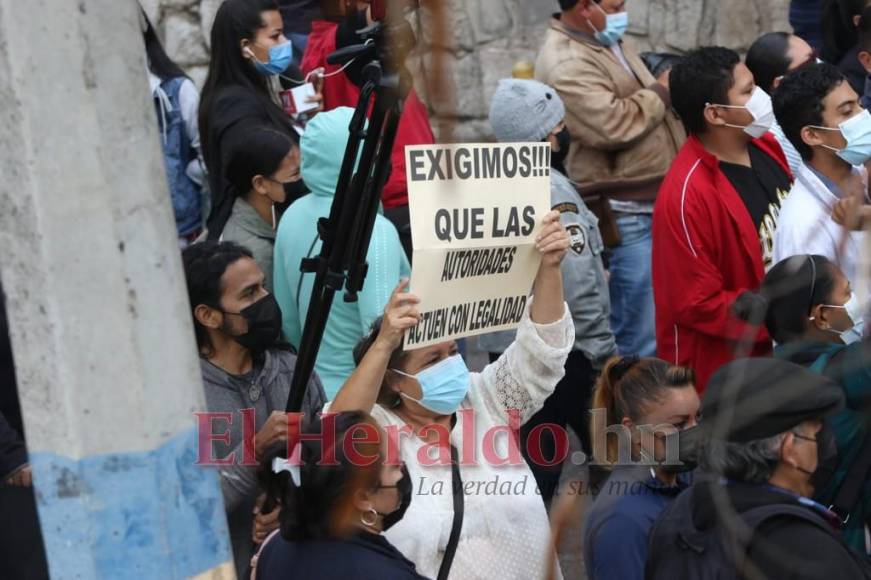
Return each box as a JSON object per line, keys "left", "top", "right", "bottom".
{"left": 404, "top": 143, "right": 551, "bottom": 349}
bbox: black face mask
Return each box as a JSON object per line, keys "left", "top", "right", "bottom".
{"left": 649, "top": 430, "right": 697, "bottom": 475}
{"left": 378, "top": 464, "right": 412, "bottom": 531}
{"left": 282, "top": 178, "right": 308, "bottom": 204}
{"left": 797, "top": 425, "right": 838, "bottom": 492}
{"left": 548, "top": 126, "right": 571, "bottom": 173}
{"left": 223, "top": 294, "right": 283, "bottom": 352}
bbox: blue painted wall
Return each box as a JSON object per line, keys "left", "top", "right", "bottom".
{"left": 30, "top": 428, "right": 232, "bottom": 579}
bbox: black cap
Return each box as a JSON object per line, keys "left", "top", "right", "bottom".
{"left": 671, "top": 358, "right": 844, "bottom": 462}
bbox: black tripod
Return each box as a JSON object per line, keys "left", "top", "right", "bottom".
{"left": 285, "top": 20, "right": 413, "bottom": 413}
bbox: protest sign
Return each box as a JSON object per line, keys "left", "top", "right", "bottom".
{"left": 404, "top": 143, "right": 551, "bottom": 349}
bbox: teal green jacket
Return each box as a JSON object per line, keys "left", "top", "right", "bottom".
{"left": 775, "top": 340, "right": 871, "bottom": 556}
{"left": 273, "top": 108, "right": 410, "bottom": 399}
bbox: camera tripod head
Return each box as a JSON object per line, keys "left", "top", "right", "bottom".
{"left": 325, "top": 1, "right": 416, "bottom": 99}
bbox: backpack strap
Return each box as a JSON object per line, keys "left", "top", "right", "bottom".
{"left": 732, "top": 503, "right": 835, "bottom": 574}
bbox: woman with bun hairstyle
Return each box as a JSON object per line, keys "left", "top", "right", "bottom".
{"left": 221, "top": 126, "right": 301, "bottom": 292}
{"left": 251, "top": 411, "right": 426, "bottom": 580}
{"left": 733, "top": 254, "right": 871, "bottom": 555}
{"left": 583, "top": 356, "right": 699, "bottom": 580}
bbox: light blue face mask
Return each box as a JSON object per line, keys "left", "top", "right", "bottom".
{"left": 251, "top": 40, "right": 293, "bottom": 76}
{"left": 809, "top": 109, "right": 871, "bottom": 166}
{"left": 392, "top": 354, "right": 471, "bottom": 416}
{"left": 589, "top": 3, "right": 628, "bottom": 47}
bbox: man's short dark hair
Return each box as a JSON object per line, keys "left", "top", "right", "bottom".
{"left": 182, "top": 241, "right": 253, "bottom": 356}
{"left": 670, "top": 46, "right": 741, "bottom": 135}
{"left": 772, "top": 63, "right": 846, "bottom": 161}
{"left": 559, "top": 0, "right": 600, "bottom": 11}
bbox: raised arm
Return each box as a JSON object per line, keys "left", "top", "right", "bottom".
{"left": 530, "top": 210, "right": 570, "bottom": 324}
{"left": 331, "top": 279, "right": 420, "bottom": 413}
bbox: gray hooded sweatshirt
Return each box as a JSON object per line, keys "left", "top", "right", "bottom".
{"left": 479, "top": 169, "right": 616, "bottom": 367}
{"left": 201, "top": 347, "right": 326, "bottom": 578}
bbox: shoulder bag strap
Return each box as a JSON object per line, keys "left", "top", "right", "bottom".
{"left": 437, "top": 444, "right": 464, "bottom": 580}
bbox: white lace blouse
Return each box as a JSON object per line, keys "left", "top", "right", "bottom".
{"left": 372, "top": 302, "right": 574, "bottom": 580}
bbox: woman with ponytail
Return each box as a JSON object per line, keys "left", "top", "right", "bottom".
{"left": 200, "top": 0, "right": 321, "bottom": 239}
{"left": 583, "top": 356, "right": 699, "bottom": 580}
{"left": 221, "top": 127, "right": 301, "bottom": 292}
{"left": 252, "top": 411, "right": 425, "bottom": 580}
{"left": 733, "top": 254, "right": 871, "bottom": 555}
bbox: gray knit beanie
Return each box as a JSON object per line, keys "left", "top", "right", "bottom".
{"left": 489, "top": 78, "right": 566, "bottom": 143}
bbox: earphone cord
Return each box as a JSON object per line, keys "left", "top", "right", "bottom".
{"left": 277, "top": 39, "right": 374, "bottom": 85}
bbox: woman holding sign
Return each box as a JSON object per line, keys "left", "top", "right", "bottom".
{"left": 329, "top": 211, "right": 573, "bottom": 579}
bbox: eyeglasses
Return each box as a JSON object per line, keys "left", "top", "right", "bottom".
{"left": 792, "top": 432, "right": 818, "bottom": 444}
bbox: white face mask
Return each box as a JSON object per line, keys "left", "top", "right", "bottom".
{"left": 708, "top": 86, "right": 775, "bottom": 138}
{"left": 813, "top": 292, "right": 867, "bottom": 345}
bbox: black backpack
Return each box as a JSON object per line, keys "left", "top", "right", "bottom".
{"left": 645, "top": 485, "right": 833, "bottom": 580}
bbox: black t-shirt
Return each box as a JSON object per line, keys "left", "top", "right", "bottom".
{"left": 720, "top": 143, "right": 792, "bottom": 270}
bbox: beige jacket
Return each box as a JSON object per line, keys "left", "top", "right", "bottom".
{"left": 535, "top": 17, "right": 685, "bottom": 201}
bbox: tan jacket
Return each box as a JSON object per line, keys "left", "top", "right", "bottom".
{"left": 535, "top": 17, "right": 685, "bottom": 201}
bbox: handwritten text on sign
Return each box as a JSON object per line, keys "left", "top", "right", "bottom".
{"left": 404, "top": 143, "right": 551, "bottom": 349}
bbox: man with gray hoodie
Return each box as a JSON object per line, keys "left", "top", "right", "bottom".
{"left": 484, "top": 78, "right": 617, "bottom": 503}
{"left": 182, "top": 240, "right": 326, "bottom": 578}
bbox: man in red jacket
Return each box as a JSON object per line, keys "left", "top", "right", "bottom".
{"left": 653, "top": 47, "right": 794, "bottom": 391}
{"left": 301, "top": 6, "right": 435, "bottom": 258}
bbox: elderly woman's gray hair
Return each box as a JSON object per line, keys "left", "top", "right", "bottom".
{"left": 701, "top": 433, "right": 787, "bottom": 484}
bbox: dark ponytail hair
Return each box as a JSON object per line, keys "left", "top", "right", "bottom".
{"left": 199, "top": 0, "right": 294, "bottom": 171}
{"left": 181, "top": 241, "right": 253, "bottom": 357}
{"left": 226, "top": 127, "right": 294, "bottom": 197}
{"left": 745, "top": 32, "right": 792, "bottom": 94}
{"left": 591, "top": 356, "right": 696, "bottom": 465}
{"left": 258, "top": 411, "right": 383, "bottom": 541}
{"left": 732, "top": 254, "right": 840, "bottom": 344}
{"left": 141, "top": 9, "right": 187, "bottom": 81}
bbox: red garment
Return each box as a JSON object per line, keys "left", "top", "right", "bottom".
{"left": 301, "top": 20, "right": 435, "bottom": 209}
{"left": 652, "top": 133, "right": 792, "bottom": 391}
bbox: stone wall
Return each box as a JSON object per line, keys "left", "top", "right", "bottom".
{"left": 148, "top": 0, "right": 791, "bottom": 141}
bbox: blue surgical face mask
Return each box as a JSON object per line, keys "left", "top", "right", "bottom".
{"left": 589, "top": 3, "right": 628, "bottom": 47}
{"left": 810, "top": 109, "right": 871, "bottom": 166}
{"left": 392, "top": 354, "right": 471, "bottom": 416}
{"left": 250, "top": 40, "right": 293, "bottom": 76}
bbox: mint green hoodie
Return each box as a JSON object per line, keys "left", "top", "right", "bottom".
{"left": 273, "top": 107, "right": 410, "bottom": 399}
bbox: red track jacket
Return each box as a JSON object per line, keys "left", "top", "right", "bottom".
{"left": 301, "top": 21, "right": 435, "bottom": 210}
{"left": 652, "top": 133, "right": 792, "bottom": 391}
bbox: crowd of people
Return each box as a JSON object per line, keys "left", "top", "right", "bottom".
{"left": 2, "top": 0, "right": 871, "bottom": 578}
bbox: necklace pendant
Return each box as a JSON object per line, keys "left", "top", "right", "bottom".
{"left": 249, "top": 383, "right": 262, "bottom": 402}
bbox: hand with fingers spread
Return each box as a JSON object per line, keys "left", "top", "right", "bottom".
{"left": 535, "top": 210, "right": 571, "bottom": 268}
{"left": 374, "top": 278, "right": 421, "bottom": 352}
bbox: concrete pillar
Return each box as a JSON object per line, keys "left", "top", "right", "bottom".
{"left": 0, "top": 1, "right": 234, "bottom": 578}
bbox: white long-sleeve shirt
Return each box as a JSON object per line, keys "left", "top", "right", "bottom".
{"left": 773, "top": 162, "right": 867, "bottom": 284}
{"left": 371, "top": 302, "right": 574, "bottom": 580}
